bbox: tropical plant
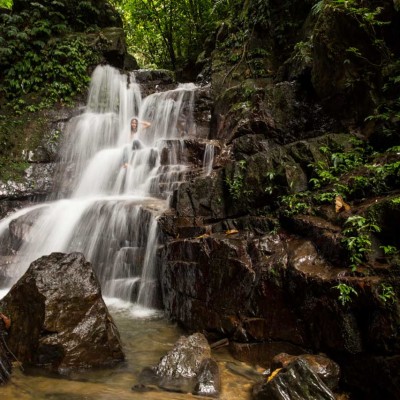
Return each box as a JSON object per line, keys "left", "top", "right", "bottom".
{"left": 378, "top": 283, "right": 396, "bottom": 304}
{"left": 0, "top": 0, "right": 12, "bottom": 8}
{"left": 333, "top": 282, "right": 358, "bottom": 306}
{"left": 342, "top": 215, "right": 381, "bottom": 270}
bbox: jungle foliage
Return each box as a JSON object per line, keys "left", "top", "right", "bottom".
{"left": 0, "top": 0, "right": 106, "bottom": 112}
{"left": 110, "top": 0, "right": 216, "bottom": 70}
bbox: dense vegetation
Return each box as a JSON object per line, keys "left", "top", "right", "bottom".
{"left": 111, "top": 0, "right": 215, "bottom": 70}
{"left": 0, "top": 0, "right": 112, "bottom": 113}
{"left": 0, "top": 0, "right": 120, "bottom": 180}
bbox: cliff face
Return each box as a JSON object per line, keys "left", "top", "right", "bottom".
{"left": 161, "top": 1, "right": 400, "bottom": 398}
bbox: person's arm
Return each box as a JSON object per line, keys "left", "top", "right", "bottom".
{"left": 140, "top": 120, "right": 151, "bottom": 129}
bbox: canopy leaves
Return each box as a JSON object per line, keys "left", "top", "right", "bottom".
{"left": 111, "top": 0, "right": 215, "bottom": 70}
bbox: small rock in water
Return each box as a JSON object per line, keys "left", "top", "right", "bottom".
{"left": 136, "top": 332, "right": 220, "bottom": 397}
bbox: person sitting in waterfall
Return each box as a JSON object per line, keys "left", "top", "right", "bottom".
{"left": 122, "top": 117, "right": 151, "bottom": 168}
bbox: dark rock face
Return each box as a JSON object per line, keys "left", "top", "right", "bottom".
{"left": 162, "top": 232, "right": 400, "bottom": 397}
{"left": 0, "top": 317, "right": 12, "bottom": 385}
{"left": 252, "top": 358, "right": 336, "bottom": 400}
{"left": 0, "top": 252, "right": 124, "bottom": 374}
{"left": 85, "top": 27, "right": 133, "bottom": 69}
{"left": 136, "top": 333, "right": 220, "bottom": 397}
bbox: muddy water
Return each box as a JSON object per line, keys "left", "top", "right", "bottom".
{"left": 1, "top": 301, "right": 257, "bottom": 400}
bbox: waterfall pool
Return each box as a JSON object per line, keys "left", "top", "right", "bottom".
{"left": 1, "top": 299, "right": 257, "bottom": 399}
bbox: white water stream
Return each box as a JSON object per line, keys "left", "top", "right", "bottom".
{"left": 0, "top": 65, "right": 197, "bottom": 311}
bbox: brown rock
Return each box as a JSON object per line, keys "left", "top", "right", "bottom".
{"left": 0, "top": 252, "right": 124, "bottom": 374}
{"left": 272, "top": 353, "right": 340, "bottom": 390}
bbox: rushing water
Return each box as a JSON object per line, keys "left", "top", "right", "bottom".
{"left": 0, "top": 65, "right": 197, "bottom": 308}
{"left": 203, "top": 143, "right": 215, "bottom": 176}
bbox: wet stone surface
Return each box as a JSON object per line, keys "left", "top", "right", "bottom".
{"left": 0, "top": 252, "right": 124, "bottom": 374}
{"left": 135, "top": 332, "right": 220, "bottom": 397}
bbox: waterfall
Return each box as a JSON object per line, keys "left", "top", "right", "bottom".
{"left": 0, "top": 65, "right": 197, "bottom": 311}
{"left": 203, "top": 143, "right": 215, "bottom": 176}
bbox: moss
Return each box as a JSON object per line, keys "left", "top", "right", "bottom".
{"left": 0, "top": 105, "right": 65, "bottom": 181}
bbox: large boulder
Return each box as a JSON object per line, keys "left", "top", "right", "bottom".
{"left": 0, "top": 252, "right": 124, "bottom": 374}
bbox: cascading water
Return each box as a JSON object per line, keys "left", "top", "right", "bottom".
{"left": 203, "top": 143, "right": 215, "bottom": 176}
{"left": 0, "top": 65, "right": 197, "bottom": 311}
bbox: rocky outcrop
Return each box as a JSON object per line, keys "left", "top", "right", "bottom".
{"left": 0, "top": 252, "right": 124, "bottom": 374}
{"left": 85, "top": 27, "right": 137, "bottom": 69}
{"left": 161, "top": 231, "right": 400, "bottom": 398}
{"left": 135, "top": 332, "right": 220, "bottom": 397}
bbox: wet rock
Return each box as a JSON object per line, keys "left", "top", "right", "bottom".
{"left": 282, "top": 215, "right": 345, "bottom": 266}
{"left": 8, "top": 207, "right": 46, "bottom": 251}
{"left": 0, "top": 252, "right": 124, "bottom": 374}
{"left": 193, "top": 358, "right": 220, "bottom": 397}
{"left": 124, "top": 53, "right": 139, "bottom": 70}
{"left": 0, "top": 164, "right": 56, "bottom": 201}
{"left": 92, "top": 27, "right": 128, "bottom": 68}
{"left": 171, "top": 171, "right": 227, "bottom": 219}
{"left": 230, "top": 342, "right": 305, "bottom": 370}
{"left": 0, "top": 316, "right": 12, "bottom": 385}
{"left": 163, "top": 235, "right": 256, "bottom": 331}
{"left": 211, "top": 79, "right": 337, "bottom": 145}
{"left": 252, "top": 358, "right": 336, "bottom": 400}
{"left": 162, "top": 229, "right": 400, "bottom": 398}
{"left": 0, "top": 200, "right": 34, "bottom": 220}
{"left": 339, "top": 353, "right": 400, "bottom": 400}
{"left": 134, "top": 69, "right": 175, "bottom": 85}
{"left": 137, "top": 333, "right": 220, "bottom": 397}
{"left": 232, "top": 134, "right": 270, "bottom": 157}
{"left": 272, "top": 353, "right": 340, "bottom": 390}
{"left": 154, "top": 333, "right": 211, "bottom": 378}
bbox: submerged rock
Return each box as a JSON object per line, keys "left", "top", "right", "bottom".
{"left": 135, "top": 332, "right": 220, "bottom": 397}
{"left": 0, "top": 252, "right": 124, "bottom": 374}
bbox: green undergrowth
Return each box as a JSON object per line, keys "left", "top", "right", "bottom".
{"left": 277, "top": 136, "right": 400, "bottom": 271}
{"left": 0, "top": 0, "right": 104, "bottom": 114}
{"left": 0, "top": 112, "right": 51, "bottom": 181}
{"left": 280, "top": 138, "right": 400, "bottom": 216}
